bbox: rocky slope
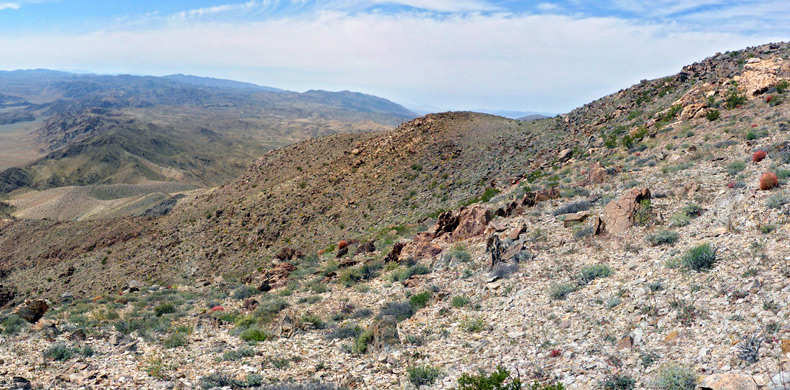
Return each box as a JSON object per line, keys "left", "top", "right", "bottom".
{"left": 0, "top": 42, "right": 789, "bottom": 389}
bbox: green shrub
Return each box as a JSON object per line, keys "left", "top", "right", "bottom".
{"left": 766, "top": 192, "right": 789, "bottom": 209}
{"left": 239, "top": 328, "right": 268, "bottom": 343}
{"left": 681, "top": 203, "right": 702, "bottom": 217}
{"left": 232, "top": 285, "right": 258, "bottom": 300}
{"left": 408, "top": 365, "right": 441, "bottom": 387}
{"left": 454, "top": 366, "right": 564, "bottom": 390}
{"left": 163, "top": 332, "right": 188, "bottom": 348}
{"left": 682, "top": 243, "right": 716, "bottom": 271}
{"left": 602, "top": 373, "right": 636, "bottom": 390}
{"left": 726, "top": 161, "right": 746, "bottom": 176}
{"left": 653, "top": 363, "right": 697, "bottom": 390}
{"left": 648, "top": 231, "right": 679, "bottom": 246}
{"left": 578, "top": 264, "right": 613, "bottom": 285}
{"left": 449, "top": 244, "right": 472, "bottom": 262}
{"left": 1, "top": 314, "right": 26, "bottom": 335}
{"left": 549, "top": 282, "right": 578, "bottom": 300}
{"left": 669, "top": 212, "right": 690, "bottom": 227}
{"left": 634, "top": 199, "right": 652, "bottom": 226}
{"left": 44, "top": 343, "right": 75, "bottom": 361}
{"left": 379, "top": 301, "right": 415, "bottom": 322}
{"left": 154, "top": 303, "right": 176, "bottom": 317}
{"left": 461, "top": 316, "right": 486, "bottom": 333}
{"left": 706, "top": 109, "right": 720, "bottom": 121}
{"left": 221, "top": 347, "right": 256, "bottom": 361}
{"left": 409, "top": 291, "right": 431, "bottom": 310}
{"left": 352, "top": 330, "right": 373, "bottom": 353}
{"left": 726, "top": 89, "right": 747, "bottom": 109}
{"left": 452, "top": 295, "right": 471, "bottom": 308}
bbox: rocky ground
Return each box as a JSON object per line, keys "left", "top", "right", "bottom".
{"left": 2, "top": 44, "right": 790, "bottom": 390}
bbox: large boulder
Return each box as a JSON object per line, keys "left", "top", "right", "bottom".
{"left": 408, "top": 232, "right": 443, "bottom": 260}
{"left": 12, "top": 299, "right": 49, "bottom": 324}
{"left": 252, "top": 262, "right": 297, "bottom": 292}
{"left": 435, "top": 210, "right": 459, "bottom": 237}
{"left": 699, "top": 372, "right": 758, "bottom": 390}
{"left": 603, "top": 188, "right": 651, "bottom": 234}
{"left": 452, "top": 205, "right": 491, "bottom": 241}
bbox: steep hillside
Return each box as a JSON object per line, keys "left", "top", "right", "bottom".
{"left": 0, "top": 42, "right": 789, "bottom": 390}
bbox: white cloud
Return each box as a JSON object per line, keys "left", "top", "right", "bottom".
{"left": 0, "top": 6, "right": 781, "bottom": 112}
{"left": 0, "top": 2, "right": 20, "bottom": 10}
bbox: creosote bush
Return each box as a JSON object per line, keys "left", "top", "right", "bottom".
{"left": 648, "top": 230, "right": 679, "bottom": 246}
{"left": 682, "top": 243, "right": 716, "bottom": 271}
{"left": 408, "top": 365, "right": 441, "bottom": 387}
{"left": 454, "top": 365, "right": 564, "bottom": 390}
{"left": 578, "top": 264, "right": 613, "bottom": 285}
{"left": 44, "top": 343, "right": 76, "bottom": 361}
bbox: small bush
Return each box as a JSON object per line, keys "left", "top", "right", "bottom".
{"left": 461, "top": 316, "right": 486, "bottom": 333}
{"left": 239, "top": 328, "right": 269, "bottom": 343}
{"left": 163, "top": 332, "right": 188, "bottom": 348}
{"left": 326, "top": 324, "right": 362, "bottom": 340}
{"left": 706, "top": 109, "right": 720, "bottom": 121}
{"left": 452, "top": 295, "right": 471, "bottom": 308}
{"left": 44, "top": 343, "right": 75, "bottom": 361}
{"left": 449, "top": 245, "right": 472, "bottom": 262}
{"left": 408, "top": 365, "right": 441, "bottom": 387}
{"left": 726, "top": 89, "right": 747, "bottom": 109}
{"left": 222, "top": 347, "right": 256, "bottom": 361}
{"left": 492, "top": 262, "right": 520, "bottom": 279}
{"left": 669, "top": 212, "right": 690, "bottom": 227}
{"left": 454, "top": 365, "right": 564, "bottom": 390}
{"left": 633, "top": 199, "right": 652, "bottom": 226}
{"left": 681, "top": 203, "right": 702, "bottom": 217}
{"left": 766, "top": 192, "right": 789, "bottom": 209}
{"left": 232, "top": 285, "right": 258, "bottom": 300}
{"left": 578, "top": 264, "right": 613, "bottom": 285}
{"left": 602, "top": 373, "right": 636, "bottom": 390}
{"left": 352, "top": 330, "right": 373, "bottom": 353}
{"left": 553, "top": 200, "right": 592, "bottom": 216}
{"left": 653, "top": 363, "right": 697, "bottom": 390}
{"left": 409, "top": 291, "right": 431, "bottom": 310}
{"left": 154, "top": 303, "right": 176, "bottom": 317}
{"left": 379, "top": 301, "right": 415, "bottom": 322}
{"left": 726, "top": 161, "right": 745, "bottom": 176}
{"left": 648, "top": 230, "right": 679, "bottom": 246}
{"left": 549, "top": 282, "right": 578, "bottom": 300}
{"left": 1, "top": 314, "right": 26, "bottom": 335}
{"left": 682, "top": 243, "right": 716, "bottom": 271}
{"left": 737, "top": 334, "right": 762, "bottom": 364}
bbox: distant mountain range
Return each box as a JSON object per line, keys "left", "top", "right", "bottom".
{"left": 409, "top": 105, "right": 555, "bottom": 119}
{"left": 0, "top": 70, "right": 417, "bottom": 198}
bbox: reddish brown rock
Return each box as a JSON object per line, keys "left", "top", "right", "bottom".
{"left": 355, "top": 241, "right": 376, "bottom": 255}
{"left": 409, "top": 232, "right": 443, "bottom": 259}
{"left": 435, "top": 210, "right": 459, "bottom": 237}
{"left": 508, "top": 223, "right": 526, "bottom": 240}
{"left": 274, "top": 247, "right": 304, "bottom": 261}
{"left": 385, "top": 242, "right": 406, "bottom": 263}
{"left": 562, "top": 212, "right": 589, "bottom": 227}
{"left": 592, "top": 216, "right": 605, "bottom": 235}
{"left": 617, "top": 335, "right": 633, "bottom": 350}
{"left": 369, "top": 315, "right": 400, "bottom": 353}
{"left": 12, "top": 299, "right": 49, "bottom": 324}
{"left": 242, "top": 298, "right": 259, "bottom": 312}
{"left": 452, "top": 205, "right": 491, "bottom": 241}
{"left": 586, "top": 163, "right": 607, "bottom": 185}
{"left": 603, "top": 188, "right": 651, "bottom": 234}
{"left": 256, "top": 262, "right": 297, "bottom": 291}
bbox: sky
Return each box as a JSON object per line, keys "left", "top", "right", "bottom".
{"left": 0, "top": 1, "right": 787, "bottom": 114}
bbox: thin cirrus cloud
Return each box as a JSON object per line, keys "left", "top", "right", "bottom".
{"left": 0, "top": 2, "right": 19, "bottom": 9}
{"left": 0, "top": 0, "right": 785, "bottom": 112}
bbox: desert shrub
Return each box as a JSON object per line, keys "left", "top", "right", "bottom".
{"left": 163, "top": 332, "right": 188, "bottom": 348}
{"left": 255, "top": 298, "right": 289, "bottom": 323}
{"left": 239, "top": 328, "right": 268, "bottom": 343}
{"left": 44, "top": 343, "right": 76, "bottom": 361}
{"left": 408, "top": 365, "right": 441, "bottom": 387}
{"left": 454, "top": 366, "right": 564, "bottom": 390}
{"left": 633, "top": 199, "right": 652, "bottom": 226}
{"left": 578, "top": 264, "right": 613, "bottom": 285}
{"left": 1, "top": 314, "right": 27, "bottom": 335}
{"left": 682, "top": 243, "right": 716, "bottom": 271}
{"left": 257, "top": 383, "right": 342, "bottom": 390}
{"left": 778, "top": 80, "right": 789, "bottom": 93}
{"left": 153, "top": 303, "right": 176, "bottom": 317}
{"left": 766, "top": 192, "right": 789, "bottom": 209}
{"left": 452, "top": 295, "right": 471, "bottom": 308}
{"left": 669, "top": 212, "right": 690, "bottom": 227}
{"left": 653, "top": 363, "right": 696, "bottom": 390}
{"left": 232, "top": 285, "right": 258, "bottom": 300}
{"left": 199, "top": 373, "right": 268, "bottom": 389}
{"left": 706, "top": 109, "right": 720, "bottom": 121}
{"left": 301, "top": 313, "right": 326, "bottom": 329}
{"left": 553, "top": 200, "right": 592, "bottom": 216}
{"left": 549, "top": 282, "right": 578, "bottom": 300}
{"left": 602, "top": 373, "right": 636, "bottom": 390}
{"left": 461, "top": 316, "right": 486, "bottom": 333}
{"left": 379, "top": 301, "right": 415, "bottom": 322}
{"left": 492, "top": 262, "right": 520, "bottom": 279}
{"left": 726, "top": 89, "right": 747, "bottom": 109}
{"left": 351, "top": 308, "right": 372, "bottom": 318}
{"left": 681, "top": 203, "right": 702, "bottom": 217}
{"left": 449, "top": 244, "right": 472, "bottom": 262}
{"left": 221, "top": 346, "right": 256, "bottom": 361}
{"left": 409, "top": 291, "right": 432, "bottom": 309}
{"left": 648, "top": 230, "right": 679, "bottom": 246}
{"left": 352, "top": 329, "right": 373, "bottom": 353}
{"left": 726, "top": 161, "right": 746, "bottom": 176}
{"left": 326, "top": 324, "right": 362, "bottom": 340}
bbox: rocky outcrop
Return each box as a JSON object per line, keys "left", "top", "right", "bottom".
{"left": 369, "top": 315, "right": 399, "bottom": 353}
{"left": 274, "top": 247, "right": 304, "bottom": 261}
{"left": 452, "top": 206, "right": 491, "bottom": 241}
{"left": 385, "top": 242, "right": 406, "bottom": 263}
{"left": 12, "top": 299, "right": 49, "bottom": 323}
{"left": 248, "top": 263, "right": 297, "bottom": 292}
{"left": 354, "top": 241, "right": 376, "bottom": 255}
{"left": 603, "top": 188, "right": 651, "bottom": 234}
